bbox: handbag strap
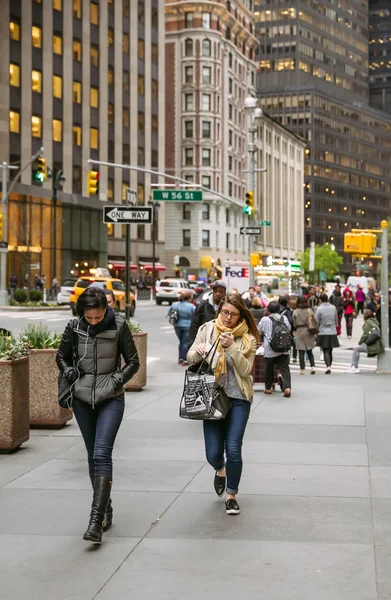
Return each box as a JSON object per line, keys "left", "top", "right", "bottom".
{"left": 196, "top": 336, "right": 220, "bottom": 374}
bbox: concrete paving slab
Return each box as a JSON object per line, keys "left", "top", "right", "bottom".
{"left": 0, "top": 489, "right": 177, "bottom": 537}
{"left": 95, "top": 538, "right": 377, "bottom": 600}
{"left": 185, "top": 463, "right": 371, "bottom": 498}
{"left": 372, "top": 498, "right": 391, "bottom": 545}
{"left": 125, "top": 392, "right": 184, "bottom": 422}
{"left": 370, "top": 467, "right": 391, "bottom": 498}
{"left": 375, "top": 545, "right": 391, "bottom": 600}
{"left": 147, "top": 493, "right": 373, "bottom": 545}
{"left": 0, "top": 534, "right": 141, "bottom": 600}
{"left": 5, "top": 458, "right": 205, "bottom": 492}
{"left": 242, "top": 441, "right": 368, "bottom": 466}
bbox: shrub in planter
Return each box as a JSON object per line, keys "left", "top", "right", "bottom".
{"left": 29, "top": 289, "right": 43, "bottom": 302}
{"left": 124, "top": 321, "right": 147, "bottom": 391}
{"left": 13, "top": 288, "right": 28, "bottom": 303}
{"left": 21, "top": 325, "right": 72, "bottom": 427}
{"left": 0, "top": 335, "right": 30, "bottom": 452}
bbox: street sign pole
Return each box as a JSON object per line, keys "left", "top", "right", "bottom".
{"left": 377, "top": 220, "right": 391, "bottom": 373}
{"left": 125, "top": 224, "right": 130, "bottom": 321}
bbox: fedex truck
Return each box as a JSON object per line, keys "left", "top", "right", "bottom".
{"left": 223, "top": 261, "right": 250, "bottom": 294}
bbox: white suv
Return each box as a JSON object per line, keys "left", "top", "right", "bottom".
{"left": 156, "top": 279, "right": 191, "bottom": 305}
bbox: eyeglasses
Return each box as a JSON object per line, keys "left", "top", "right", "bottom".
{"left": 221, "top": 309, "right": 240, "bottom": 319}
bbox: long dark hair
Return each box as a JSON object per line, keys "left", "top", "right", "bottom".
{"left": 218, "top": 293, "right": 260, "bottom": 342}
{"left": 296, "top": 295, "right": 309, "bottom": 309}
{"left": 76, "top": 286, "right": 108, "bottom": 316}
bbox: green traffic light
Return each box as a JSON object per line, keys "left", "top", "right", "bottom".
{"left": 35, "top": 172, "right": 45, "bottom": 183}
{"left": 243, "top": 206, "right": 253, "bottom": 216}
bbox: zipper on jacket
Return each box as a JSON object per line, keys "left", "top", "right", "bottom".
{"left": 92, "top": 338, "right": 98, "bottom": 410}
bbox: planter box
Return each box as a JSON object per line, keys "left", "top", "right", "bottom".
{"left": 0, "top": 356, "right": 30, "bottom": 452}
{"left": 125, "top": 332, "right": 147, "bottom": 391}
{"left": 29, "top": 349, "right": 73, "bottom": 428}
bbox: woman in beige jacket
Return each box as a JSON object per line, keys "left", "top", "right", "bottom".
{"left": 187, "top": 293, "right": 258, "bottom": 516}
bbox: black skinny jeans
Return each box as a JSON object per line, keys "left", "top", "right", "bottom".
{"left": 322, "top": 348, "right": 333, "bottom": 368}
{"left": 73, "top": 396, "right": 125, "bottom": 480}
{"left": 345, "top": 314, "right": 353, "bottom": 337}
{"left": 299, "top": 349, "right": 314, "bottom": 369}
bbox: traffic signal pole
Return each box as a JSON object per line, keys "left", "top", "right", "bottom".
{"left": 246, "top": 121, "right": 256, "bottom": 287}
{"left": 376, "top": 220, "right": 391, "bottom": 373}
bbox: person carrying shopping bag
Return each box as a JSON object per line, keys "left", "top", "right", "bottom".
{"left": 293, "top": 295, "right": 318, "bottom": 375}
{"left": 167, "top": 290, "right": 195, "bottom": 366}
{"left": 187, "top": 293, "right": 258, "bottom": 516}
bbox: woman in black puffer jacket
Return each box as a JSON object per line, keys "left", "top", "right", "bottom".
{"left": 56, "top": 287, "right": 139, "bottom": 544}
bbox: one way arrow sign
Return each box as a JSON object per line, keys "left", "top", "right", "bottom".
{"left": 240, "top": 226, "right": 262, "bottom": 235}
{"left": 103, "top": 206, "right": 153, "bottom": 224}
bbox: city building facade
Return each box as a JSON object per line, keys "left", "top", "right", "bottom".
{"left": 1, "top": 0, "right": 165, "bottom": 287}
{"left": 369, "top": 0, "right": 391, "bottom": 114}
{"left": 255, "top": 0, "right": 391, "bottom": 262}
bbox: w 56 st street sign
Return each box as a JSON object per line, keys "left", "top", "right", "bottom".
{"left": 103, "top": 206, "right": 153, "bottom": 224}
{"left": 152, "top": 190, "right": 203, "bottom": 202}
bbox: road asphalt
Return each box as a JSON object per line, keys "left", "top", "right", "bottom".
{"left": 0, "top": 305, "right": 389, "bottom": 599}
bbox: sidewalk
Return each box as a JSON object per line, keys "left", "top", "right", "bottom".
{"left": 1, "top": 363, "right": 390, "bottom": 599}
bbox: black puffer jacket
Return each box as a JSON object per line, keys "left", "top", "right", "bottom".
{"left": 188, "top": 299, "right": 217, "bottom": 346}
{"left": 56, "top": 311, "right": 139, "bottom": 407}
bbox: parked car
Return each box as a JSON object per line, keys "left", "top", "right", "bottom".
{"left": 56, "top": 278, "right": 77, "bottom": 305}
{"left": 155, "top": 279, "right": 191, "bottom": 305}
{"left": 70, "top": 277, "right": 136, "bottom": 316}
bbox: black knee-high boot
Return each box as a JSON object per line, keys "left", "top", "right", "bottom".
{"left": 89, "top": 475, "right": 113, "bottom": 532}
{"left": 83, "top": 477, "right": 112, "bottom": 543}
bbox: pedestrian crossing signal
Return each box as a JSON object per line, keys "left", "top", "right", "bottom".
{"left": 243, "top": 191, "right": 254, "bottom": 216}
{"left": 87, "top": 171, "right": 99, "bottom": 196}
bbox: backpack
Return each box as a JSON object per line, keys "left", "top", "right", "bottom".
{"left": 269, "top": 314, "right": 292, "bottom": 353}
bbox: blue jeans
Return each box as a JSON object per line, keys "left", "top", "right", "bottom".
{"left": 203, "top": 399, "right": 251, "bottom": 495}
{"left": 174, "top": 326, "right": 190, "bottom": 361}
{"left": 73, "top": 396, "right": 125, "bottom": 480}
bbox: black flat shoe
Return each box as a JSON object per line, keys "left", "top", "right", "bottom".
{"left": 214, "top": 472, "right": 225, "bottom": 497}
{"left": 226, "top": 499, "right": 240, "bottom": 515}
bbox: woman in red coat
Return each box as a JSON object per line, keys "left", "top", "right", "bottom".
{"left": 343, "top": 289, "right": 355, "bottom": 339}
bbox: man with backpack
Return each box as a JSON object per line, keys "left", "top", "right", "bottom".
{"left": 188, "top": 281, "right": 226, "bottom": 346}
{"left": 258, "top": 301, "right": 292, "bottom": 397}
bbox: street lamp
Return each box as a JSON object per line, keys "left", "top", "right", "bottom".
{"left": 47, "top": 167, "right": 66, "bottom": 280}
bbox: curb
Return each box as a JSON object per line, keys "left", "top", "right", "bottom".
{"left": 0, "top": 305, "right": 71, "bottom": 312}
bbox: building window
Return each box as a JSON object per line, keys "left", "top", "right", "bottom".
{"left": 73, "top": 81, "right": 81, "bottom": 103}
{"left": 202, "top": 12, "right": 211, "bottom": 28}
{"left": 73, "top": 39, "right": 82, "bottom": 61}
{"left": 90, "top": 127, "right": 98, "bottom": 149}
{"left": 107, "top": 179, "right": 114, "bottom": 200}
{"left": 185, "top": 148, "right": 194, "bottom": 166}
{"left": 122, "top": 70, "right": 129, "bottom": 89}
{"left": 138, "top": 2, "right": 144, "bottom": 23}
{"left": 152, "top": 43, "right": 158, "bottom": 64}
{"left": 123, "top": 108, "right": 129, "bottom": 127}
{"left": 202, "top": 203, "right": 210, "bottom": 220}
{"left": 90, "top": 45, "right": 99, "bottom": 67}
{"left": 53, "top": 34, "right": 62, "bottom": 55}
{"left": 202, "top": 66, "right": 211, "bottom": 84}
{"left": 32, "top": 116, "right": 42, "bottom": 138}
{"left": 121, "top": 182, "right": 128, "bottom": 202}
{"left": 73, "top": 125, "right": 81, "bottom": 146}
{"left": 123, "top": 143, "right": 130, "bottom": 163}
{"left": 108, "top": 28, "right": 114, "bottom": 46}
{"left": 137, "top": 225, "right": 145, "bottom": 240}
{"left": 185, "top": 13, "right": 193, "bottom": 28}
{"left": 107, "top": 223, "right": 114, "bottom": 238}
{"left": 201, "top": 94, "right": 211, "bottom": 111}
{"left": 152, "top": 80, "right": 158, "bottom": 100}
{"left": 138, "top": 39, "right": 144, "bottom": 59}
{"left": 138, "top": 147, "right": 145, "bottom": 165}
{"left": 152, "top": 115, "right": 158, "bottom": 133}
{"left": 53, "top": 75, "right": 62, "bottom": 99}
{"left": 185, "top": 39, "right": 193, "bottom": 56}
{"left": 73, "top": 0, "right": 81, "bottom": 18}
{"left": 9, "top": 64, "right": 20, "bottom": 87}
{"left": 183, "top": 204, "right": 191, "bottom": 220}
{"left": 226, "top": 233, "right": 230, "bottom": 249}
{"left": 138, "top": 75, "right": 144, "bottom": 95}
{"left": 202, "top": 149, "right": 211, "bottom": 166}
{"left": 138, "top": 112, "right": 144, "bottom": 131}
{"left": 10, "top": 21, "right": 20, "bottom": 41}
{"left": 108, "top": 103, "right": 114, "bottom": 123}
{"left": 90, "top": 87, "right": 99, "bottom": 108}
{"left": 202, "top": 230, "right": 210, "bottom": 248}
{"left": 202, "top": 175, "right": 211, "bottom": 188}
{"left": 185, "top": 93, "right": 194, "bottom": 110}
{"left": 202, "top": 121, "right": 211, "bottom": 138}
{"left": 226, "top": 208, "right": 230, "bottom": 224}
{"left": 202, "top": 39, "right": 211, "bottom": 56}
{"left": 32, "top": 70, "right": 42, "bottom": 93}
{"left": 32, "top": 26, "right": 42, "bottom": 48}
{"left": 9, "top": 111, "right": 20, "bottom": 134}
{"left": 123, "top": 33, "right": 129, "bottom": 53}
{"left": 138, "top": 184, "right": 144, "bottom": 204}
{"left": 185, "top": 121, "right": 193, "bottom": 138}
{"left": 90, "top": 1, "right": 99, "bottom": 25}
{"left": 183, "top": 229, "right": 191, "bottom": 247}
{"left": 185, "top": 65, "right": 193, "bottom": 83}
{"left": 53, "top": 119, "right": 62, "bottom": 142}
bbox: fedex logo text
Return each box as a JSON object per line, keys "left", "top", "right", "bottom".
{"left": 225, "top": 266, "right": 249, "bottom": 278}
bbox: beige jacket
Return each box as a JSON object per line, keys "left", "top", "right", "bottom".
{"left": 187, "top": 320, "right": 257, "bottom": 402}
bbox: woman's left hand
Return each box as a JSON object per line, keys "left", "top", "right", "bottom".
{"left": 219, "top": 332, "right": 235, "bottom": 348}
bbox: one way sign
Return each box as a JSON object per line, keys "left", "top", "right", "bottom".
{"left": 240, "top": 226, "right": 262, "bottom": 235}
{"left": 103, "top": 206, "right": 153, "bottom": 224}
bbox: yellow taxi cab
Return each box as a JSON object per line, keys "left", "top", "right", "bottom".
{"left": 69, "top": 277, "right": 136, "bottom": 316}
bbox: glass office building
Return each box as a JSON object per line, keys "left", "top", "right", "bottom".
{"left": 369, "top": 0, "right": 391, "bottom": 114}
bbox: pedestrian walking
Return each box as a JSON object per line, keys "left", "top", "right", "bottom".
{"left": 293, "top": 295, "right": 317, "bottom": 375}
{"left": 168, "top": 290, "right": 195, "bottom": 365}
{"left": 289, "top": 297, "right": 298, "bottom": 362}
{"left": 346, "top": 309, "right": 384, "bottom": 373}
{"left": 244, "top": 286, "right": 256, "bottom": 309}
{"left": 188, "top": 281, "right": 226, "bottom": 346}
{"left": 249, "top": 296, "right": 265, "bottom": 325}
{"left": 355, "top": 285, "right": 366, "bottom": 315}
{"left": 9, "top": 274, "right": 18, "bottom": 299}
{"left": 51, "top": 276, "right": 60, "bottom": 301}
{"left": 258, "top": 301, "right": 292, "bottom": 396}
{"left": 56, "top": 287, "right": 140, "bottom": 543}
{"left": 187, "top": 293, "right": 258, "bottom": 516}
{"left": 104, "top": 289, "right": 115, "bottom": 308}
{"left": 316, "top": 292, "right": 339, "bottom": 374}
{"left": 329, "top": 284, "right": 344, "bottom": 336}
{"left": 343, "top": 289, "right": 356, "bottom": 339}
{"left": 308, "top": 286, "right": 320, "bottom": 312}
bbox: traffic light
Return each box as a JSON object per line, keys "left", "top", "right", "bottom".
{"left": 0, "top": 211, "right": 3, "bottom": 240}
{"left": 344, "top": 232, "right": 376, "bottom": 255}
{"left": 87, "top": 170, "right": 99, "bottom": 196}
{"left": 243, "top": 190, "right": 254, "bottom": 216}
{"left": 250, "top": 252, "right": 260, "bottom": 267}
{"left": 33, "top": 157, "right": 47, "bottom": 183}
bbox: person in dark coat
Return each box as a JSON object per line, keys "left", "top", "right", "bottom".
{"left": 188, "top": 281, "right": 226, "bottom": 346}
{"left": 329, "top": 284, "right": 343, "bottom": 336}
{"left": 293, "top": 295, "right": 317, "bottom": 375}
{"left": 249, "top": 296, "right": 265, "bottom": 325}
{"left": 56, "top": 287, "right": 139, "bottom": 544}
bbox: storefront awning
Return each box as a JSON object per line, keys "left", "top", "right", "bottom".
{"left": 139, "top": 262, "right": 166, "bottom": 272}
{"left": 108, "top": 261, "right": 138, "bottom": 270}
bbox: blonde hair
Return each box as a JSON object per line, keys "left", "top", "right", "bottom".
{"left": 231, "top": 288, "right": 240, "bottom": 295}
{"left": 252, "top": 297, "right": 262, "bottom": 307}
